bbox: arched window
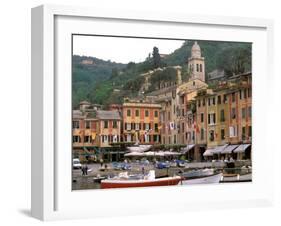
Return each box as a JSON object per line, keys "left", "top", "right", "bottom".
{"left": 196, "top": 64, "right": 199, "bottom": 72}
{"left": 200, "top": 64, "right": 202, "bottom": 72}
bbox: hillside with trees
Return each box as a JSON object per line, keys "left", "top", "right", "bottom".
{"left": 72, "top": 40, "right": 251, "bottom": 108}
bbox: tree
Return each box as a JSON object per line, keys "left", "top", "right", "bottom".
{"left": 152, "top": 46, "right": 161, "bottom": 69}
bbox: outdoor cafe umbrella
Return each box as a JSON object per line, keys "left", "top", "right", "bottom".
{"left": 164, "top": 151, "right": 181, "bottom": 156}
{"left": 144, "top": 151, "right": 156, "bottom": 157}
{"left": 124, "top": 152, "right": 145, "bottom": 157}
{"left": 155, "top": 151, "right": 165, "bottom": 157}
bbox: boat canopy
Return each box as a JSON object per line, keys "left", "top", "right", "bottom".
{"left": 233, "top": 144, "right": 251, "bottom": 153}
{"left": 221, "top": 144, "right": 239, "bottom": 154}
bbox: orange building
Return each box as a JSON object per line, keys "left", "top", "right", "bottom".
{"left": 122, "top": 100, "right": 161, "bottom": 144}
{"left": 72, "top": 109, "right": 122, "bottom": 161}
{"left": 95, "top": 110, "right": 122, "bottom": 147}
{"left": 72, "top": 110, "right": 99, "bottom": 161}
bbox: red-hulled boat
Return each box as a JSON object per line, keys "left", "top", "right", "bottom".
{"left": 100, "top": 170, "right": 182, "bottom": 189}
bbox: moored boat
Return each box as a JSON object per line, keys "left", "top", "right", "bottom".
{"left": 181, "top": 168, "right": 215, "bottom": 179}
{"left": 181, "top": 173, "right": 222, "bottom": 185}
{"left": 101, "top": 170, "right": 181, "bottom": 189}
{"left": 220, "top": 173, "right": 252, "bottom": 183}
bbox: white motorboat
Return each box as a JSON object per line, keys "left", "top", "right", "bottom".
{"left": 181, "top": 168, "right": 215, "bottom": 179}
{"left": 180, "top": 173, "right": 222, "bottom": 185}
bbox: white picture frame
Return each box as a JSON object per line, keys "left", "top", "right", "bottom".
{"left": 31, "top": 4, "right": 274, "bottom": 221}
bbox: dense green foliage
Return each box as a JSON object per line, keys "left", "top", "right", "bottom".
{"left": 147, "top": 67, "right": 177, "bottom": 92}
{"left": 72, "top": 55, "right": 125, "bottom": 108}
{"left": 72, "top": 41, "right": 251, "bottom": 108}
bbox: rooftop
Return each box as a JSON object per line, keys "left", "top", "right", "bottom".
{"left": 96, "top": 110, "right": 121, "bottom": 120}
{"left": 72, "top": 110, "right": 85, "bottom": 119}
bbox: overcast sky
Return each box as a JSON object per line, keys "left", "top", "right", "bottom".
{"left": 73, "top": 35, "right": 185, "bottom": 64}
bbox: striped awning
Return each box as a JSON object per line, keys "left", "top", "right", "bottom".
{"left": 234, "top": 144, "right": 251, "bottom": 153}
{"left": 203, "top": 148, "right": 214, "bottom": 156}
{"left": 221, "top": 144, "right": 239, "bottom": 154}
{"left": 212, "top": 144, "right": 228, "bottom": 154}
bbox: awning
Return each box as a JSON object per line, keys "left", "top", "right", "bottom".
{"left": 234, "top": 144, "right": 251, "bottom": 153}
{"left": 212, "top": 144, "right": 228, "bottom": 154}
{"left": 181, "top": 144, "right": 195, "bottom": 153}
{"left": 221, "top": 145, "right": 239, "bottom": 154}
{"left": 203, "top": 149, "right": 214, "bottom": 156}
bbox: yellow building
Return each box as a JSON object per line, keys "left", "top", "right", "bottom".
{"left": 195, "top": 72, "right": 252, "bottom": 160}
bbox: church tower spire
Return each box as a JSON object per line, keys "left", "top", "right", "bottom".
{"left": 187, "top": 41, "right": 205, "bottom": 82}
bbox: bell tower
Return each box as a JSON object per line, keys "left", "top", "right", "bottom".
{"left": 187, "top": 41, "right": 205, "bottom": 82}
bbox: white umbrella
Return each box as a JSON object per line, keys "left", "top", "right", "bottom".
{"left": 155, "top": 151, "right": 165, "bottom": 157}
{"left": 124, "top": 152, "right": 145, "bottom": 157}
{"left": 145, "top": 151, "right": 156, "bottom": 157}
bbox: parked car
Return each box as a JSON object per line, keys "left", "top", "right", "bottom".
{"left": 72, "top": 158, "right": 82, "bottom": 169}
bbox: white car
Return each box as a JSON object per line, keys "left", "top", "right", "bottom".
{"left": 73, "top": 158, "right": 82, "bottom": 169}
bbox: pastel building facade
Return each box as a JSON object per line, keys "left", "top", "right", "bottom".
{"left": 122, "top": 101, "right": 161, "bottom": 144}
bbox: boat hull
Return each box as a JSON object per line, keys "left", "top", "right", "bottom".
{"left": 220, "top": 173, "right": 252, "bottom": 183}
{"left": 101, "top": 176, "right": 181, "bottom": 189}
{"left": 181, "top": 173, "right": 222, "bottom": 185}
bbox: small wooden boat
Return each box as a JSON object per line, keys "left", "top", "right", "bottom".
{"left": 101, "top": 170, "right": 181, "bottom": 189}
{"left": 220, "top": 173, "right": 252, "bottom": 183}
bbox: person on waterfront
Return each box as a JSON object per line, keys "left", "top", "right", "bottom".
{"left": 104, "top": 164, "right": 108, "bottom": 171}
{"left": 81, "top": 165, "right": 85, "bottom": 176}
{"left": 142, "top": 165, "right": 145, "bottom": 175}
{"left": 100, "top": 158, "right": 104, "bottom": 167}
{"left": 85, "top": 164, "right": 88, "bottom": 175}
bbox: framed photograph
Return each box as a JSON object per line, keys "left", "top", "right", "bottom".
{"left": 31, "top": 4, "right": 274, "bottom": 221}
